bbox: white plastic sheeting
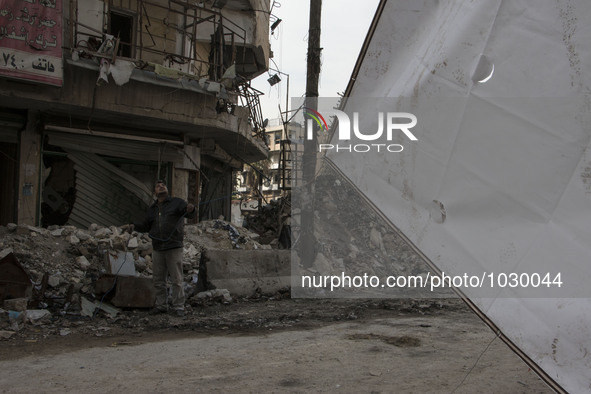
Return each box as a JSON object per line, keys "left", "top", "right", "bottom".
{"left": 331, "top": 0, "right": 591, "bottom": 392}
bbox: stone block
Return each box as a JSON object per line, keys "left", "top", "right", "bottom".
{"left": 204, "top": 250, "right": 290, "bottom": 297}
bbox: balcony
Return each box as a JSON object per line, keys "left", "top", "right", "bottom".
{"left": 70, "top": 0, "right": 270, "bottom": 80}
{"left": 0, "top": 0, "right": 271, "bottom": 163}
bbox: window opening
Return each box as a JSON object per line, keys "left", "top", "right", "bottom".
{"left": 110, "top": 11, "right": 134, "bottom": 58}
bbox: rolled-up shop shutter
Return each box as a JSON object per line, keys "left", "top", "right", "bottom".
{"left": 45, "top": 130, "right": 185, "bottom": 228}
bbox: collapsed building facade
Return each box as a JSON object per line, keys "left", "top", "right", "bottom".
{"left": 0, "top": 0, "right": 271, "bottom": 228}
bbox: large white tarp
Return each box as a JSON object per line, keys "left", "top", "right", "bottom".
{"left": 331, "top": 0, "right": 591, "bottom": 392}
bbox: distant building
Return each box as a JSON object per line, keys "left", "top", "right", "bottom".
{"left": 236, "top": 119, "right": 303, "bottom": 206}
{"left": 0, "top": 0, "right": 272, "bottom": 227}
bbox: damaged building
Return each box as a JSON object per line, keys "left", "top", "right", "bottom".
{"left": 0, "top": 0, "right": 271, "bottom": 228}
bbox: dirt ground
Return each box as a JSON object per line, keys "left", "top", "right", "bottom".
{"left": 0, "top": 172, "right": 557, "bottom": 393}
{"left": 0, "top": 298, "right": 553, "bottom": 393}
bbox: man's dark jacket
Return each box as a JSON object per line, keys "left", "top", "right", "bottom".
{"left": 134, "top": 197, "right": 196, "bottom": 251}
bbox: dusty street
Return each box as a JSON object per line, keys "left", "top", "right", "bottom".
{"left": 0, "top": 186, "right": 558, "bottom": 393}
{"left": 1, "top": 299, "right": 552, "bottom": 393}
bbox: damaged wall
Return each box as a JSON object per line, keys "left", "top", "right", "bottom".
{"left": 17, "top": 113, "right": 42, "bottom": 226}
{"left": 0, "top": 0, "right": 270, "bottom": 229}
{"left": 40, "top": 131, "right": 189, "bottom": 228}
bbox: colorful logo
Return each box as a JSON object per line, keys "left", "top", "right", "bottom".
{"left": 304, "top": 107, "right": 329, "bottom": 133}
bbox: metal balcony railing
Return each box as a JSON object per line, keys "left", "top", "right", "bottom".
{"left": 67, "top": 0, "right": 248, "bottom": 79}
{"left": 65, "top": 0, "right": 268, "bottom": 143}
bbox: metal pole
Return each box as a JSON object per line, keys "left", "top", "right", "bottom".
{"left": 300, "top": 0, "right": 322, "bottom": 268}
{"left": 286, "top": 73, "right": 290, "bottom": 124}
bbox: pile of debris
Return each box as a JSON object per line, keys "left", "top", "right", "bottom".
{"left": 242, "top": 196, "right": 291, "bottom": 248}
{"left": 289, "top": 163, "right": 451, "bottom": 298}
{"left": 189, "top": 219, "right": 272, "bottom": 251}
{"left": 0, "top": 218, "right": 273, "bottom": 338}
{"left": 311, "top": 170, "right": 427, "bottom": 278}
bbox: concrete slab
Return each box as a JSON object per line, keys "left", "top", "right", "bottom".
{"left": 95, "top": 275, "right": 155, "bottom": 308}
{"left": 105, "top": 251, "right": 136, "bottom": 276}
{"left": 204, "top": 250, "right": 290, "bottom": 297}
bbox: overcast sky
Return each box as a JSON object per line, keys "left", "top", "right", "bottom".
{"left": 251, "top": 0, "right": 380, "bottom": 123}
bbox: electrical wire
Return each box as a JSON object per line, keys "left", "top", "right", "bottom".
{"left": 92, "top": 230, "right": 133, "bottom": 319}
{"left": 450, "top": 330, "right": 501, "bottom": 393}
{"left": 92, "top": 210, "right": 190, "bottom": 319}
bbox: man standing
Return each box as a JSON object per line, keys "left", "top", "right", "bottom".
{"left": 131, "top": 180, "right": 196, "bottom": 316}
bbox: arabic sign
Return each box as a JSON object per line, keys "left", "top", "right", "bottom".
{"left": 0, "top": 0, "right": 62, "bottom": 86}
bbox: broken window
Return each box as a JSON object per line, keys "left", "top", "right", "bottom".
{"left": 109, "top": 11, "right": 134, "bottom": 58}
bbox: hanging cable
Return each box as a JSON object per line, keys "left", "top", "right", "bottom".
{"left": 450, "top": 330, "right": 501, "bottom": 393}
{"left": 92, "top": 230, "right": 133, "bottom": 319}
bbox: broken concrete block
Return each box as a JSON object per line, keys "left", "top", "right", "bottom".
{"left": 195, "top": 289, "right": 232, "bottom": 302}
{"left": 95, "top": 275, "right": 155, "bottom": 308}
{"left": 184, "top": 244, "right": 199, "bottom": 259}
{"left": 28, "top": 226, "right": 46, "bottom": 235}
{"left": 204, "top": 250, "right": 290, "bottom": 297}
{"left": 112, "top": 235, "right": 130, "bottom": 250}
{"left": 47, "top": 274, "right": 61, "bottom": 287}
{"left": 85, "top": 238, "right": 98, "bottom": 247}
{"left": 25, "top": 309, "right": 51, "bottom": 323}
{"left": 80, "top": 296, "right": 96, "bottom": 317}
{"left": 139, "top": 246, "right": 153, "bottom": 257}
{"left": 127, "top": 237, "right": 139, "bottom": 248}
{"left": 137, "top": 242, "right": 151, "bottom": 251}
{"left": 68, "top": 235, "right": 80, "bottom": 245}
{"left": 76, "top": 256, "right": 91, "bottom": 270}
{"left": 75, "top": 230, "right": 91, "bottom": 241}
{"left": 50, "top": 228, "right": 64, "bottom": 237}
{"left": 97, "top": 302, "right": 120, "bottom": 318}
{"left": 254, "top": 243, "right": 272, "bottom": 250}
{"left": 106, "top": 251, "right": 136, "bottom": 276}
{"left": 0, "top": 330, "right": 15, "bottom": 339}
{"left": 6, "top": 223, "right": 17, "bottom": 232}
{"left": 3, "top": 298, "right": 28, "bottom": 311}
{"left": 63, "top": 225, "right": 77, "bottom": 233}
{"left": 135, "top": 258, "right": 147, "bottom": 272}
{"left": 80, "top": 296, "right": 120, "bottom": 318}
{"left": 73, "top": 269, "right": 84, "bottom": 277}
{"left": 94, "top": 227, "right": 112, "bottom": 238}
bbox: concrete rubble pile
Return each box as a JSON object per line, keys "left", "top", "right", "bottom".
{"left": 292, "top": 164, "right": 446, "bottom": 298}
{"left": 0, "top": 218, "right": 273, "bottom": 337}
{"left": 188, "top": 219, "right": 275, "bottom": 251}
{"left": 242, "top": 196, "right": 291, "bottom": 248}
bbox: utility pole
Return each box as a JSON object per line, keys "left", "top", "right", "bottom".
{"left": 300, "top": 0, "right": 322, "bottom": 268}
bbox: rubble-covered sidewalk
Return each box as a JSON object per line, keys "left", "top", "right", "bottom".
{"left": 0, "top": 218, "right": 280, "bottom": 340}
